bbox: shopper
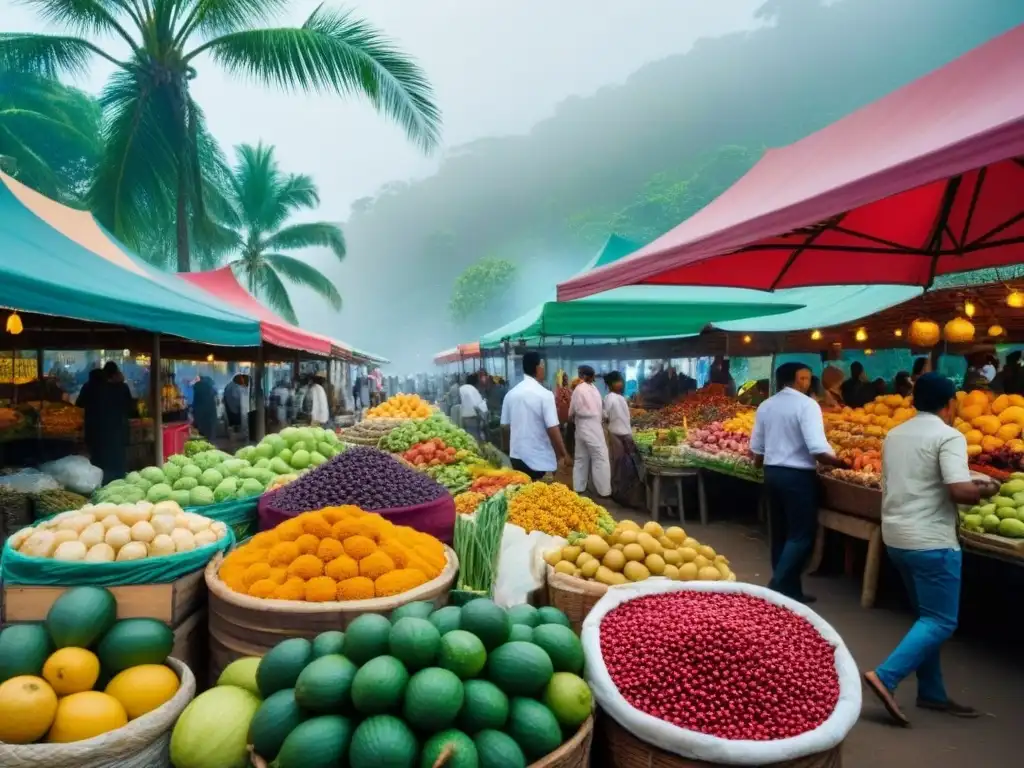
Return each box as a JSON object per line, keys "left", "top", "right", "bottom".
{"left": 840, "top": 361, "right": 872, "bottom": 408}
{"left": 750, "top": 362, "right": 844, "bottom": 603}
{"left": 191, "top": 375, "right": 218, "bottom": 440}
{"left": 500, "top": 351, "right": 568, "bottom": 480}
{"left": 223, "top": 374, "right": 246, "bottom": 432}
{"left": 459, "top": 373, "right": 488, "bottom": 440}
{"left": 77, "top": 362, "right": 137, "bottom": 484}
{"left": 962, "top": 351, "right": 990, "bottom": 390}
{"left": 604, "top": 371, "right": 645, "bottom": 508}
{"left": 911, "top": 356, "right": 931, "bottom": 383}
{"left": 820, "top": 366, "right": 845, "bottom": 408}
{"left": 554, "top": 371, "right": 572, "bottom": 426}
{"left": 709, "top": 357, "right": 737, "bottom": 397}
{"left": 308, "top": 374, "right": 330, "bottom": 427}
{"left": 569, "top": 365, "right": 611, "bottom": 497}
{"left": 864, "top": 372, "right": 997, "bottom": 726}
{"left": 894, "top": 371, "right": 913, "bottom": 398}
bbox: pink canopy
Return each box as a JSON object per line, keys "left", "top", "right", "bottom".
{"left": 179, "top": 267, "right": 346, "bottom": 357}
{"left": 558, "top": 25, "right": 1024, "bottom": 300}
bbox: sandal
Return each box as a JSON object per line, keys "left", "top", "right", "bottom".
{"left": 864, "top": 670, "right": 910, "bottom": 727}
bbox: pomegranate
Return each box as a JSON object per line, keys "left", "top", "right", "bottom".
{"left": 599, "top": 591, "right": 839, "bottom": 741}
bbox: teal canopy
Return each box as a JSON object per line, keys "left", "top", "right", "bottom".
{"left": 0, "top": 171, "right": 261, "bottom": 347}
{"left": 480, "top": 235, "right": 803, "bottom": 347}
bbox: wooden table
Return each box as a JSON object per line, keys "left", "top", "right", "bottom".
{"left": 644, "top": 465, "right": 708, "bottom": 525}
{"left": 806, "top": 507, "right": 883, "bottom": 608}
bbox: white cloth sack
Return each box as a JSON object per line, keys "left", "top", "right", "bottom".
{"left": 0, "top": 468, "right": 61, "bottom": 494}
{"left": 492, "top": 523, "right": 565, "bottom": 608}
{"left": 39, "top": 456, "right": 104, "bottom": 495}
{"left": 582, "top": 579, "right": 861, "bottom": 765}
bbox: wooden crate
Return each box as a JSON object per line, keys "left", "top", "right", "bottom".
{"left": 172, "top": 609, "right": 209, "bottom": 690}
{"left": 1, "top": 568, "right": 205, "bottom": 627}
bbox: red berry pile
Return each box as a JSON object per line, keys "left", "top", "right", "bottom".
{"left": 600, "top": 591, "right": 839, "bottom": 741}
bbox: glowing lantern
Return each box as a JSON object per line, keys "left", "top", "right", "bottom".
{"left": 988, "top": 324, "right": 1005, "bottom": 337}
{"left": 964, "top": 300, "right": 976, "bottom": 318}
{"left": 810, "top": 330, "right": 822, "bottom": 341}
{"left": 742, "top": 335, "right": 752, "bottom": 344}
{"left": 908, "top": 318, "right": 941, "bottom": 347}
{"left": 854, "top": 328, "right": 868, "bottom": 342}
{"left": 893, "top": 328, "right": 903, "bottom": 338}
{"left": 1008, "top": 291, "right": 1024, "bottom": 308}
{"left": 6, "top": 312, "right": 23, "bottom": 335}
{"left": 943, "top": 316, "right": 975, "bottom": 343}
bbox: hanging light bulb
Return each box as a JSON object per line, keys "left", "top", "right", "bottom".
{"left": 206, "top": 354, "right": 215, "bottom": 362}
{"left": 893, "top": 328, "right": 903, "bottom": 338}
{"left": 964, "top": 300, "right": 977, "bottom": 318}
{"left": 1008, "top": 291, "right": 1024, "bottom": 308}
{"left": 5, "top": 312, "right": 23, "bottom": 335}
{"left": 865, "top": 349, "right": 874, "bottom": 356}
{"left": 810, "top": 329, "right": 822, "bottom": 341}
{"left": 855, "top": 327, "right": 868, "bottom": 342}
{"left": 989, "top": 324, "right": 1005, "bottom": 337}
{"left": 742, "top": 335, "right": 752, "bottom": 344}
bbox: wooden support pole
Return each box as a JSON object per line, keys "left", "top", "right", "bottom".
{"left": 152, "top": 334, "right": 163, "bottom": 466}
{"left": 254, "top": 344, "right": 266, "bottom": 441}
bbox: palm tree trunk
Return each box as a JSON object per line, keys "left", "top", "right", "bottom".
{"left": 176, "top": 163, "right": 190, "bottom": 272}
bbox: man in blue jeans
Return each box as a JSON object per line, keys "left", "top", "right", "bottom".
{"left": 864, "top": 373, "right": 998, "bottom": 725}
{"left": 750, "top": 362, "right": 845, "bottom": 603}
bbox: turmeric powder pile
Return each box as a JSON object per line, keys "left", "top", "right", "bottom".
{"left": 218, "top": 506, "right": 447, "bottom": 602}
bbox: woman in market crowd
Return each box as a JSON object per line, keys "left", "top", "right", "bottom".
{"left": 500, "top": 351, "right": 569, "bottom": 481}
{"left": 77, "top": 362, "right": 137, "bottom": 484}
{"left": 458, "top": 373, "right": 488, "bottom": 441}
{"left": 191, "top": 375, "right": 218, "bottom": 440}
{"left": 911, "top": 356, "right": 931, "bottom": 383}
{"left": 840, "top": 361, "right": 872, "bottom": 408}
{"left": 569, "top": 365, "right": 611, "bottom": 497}
{"left": 308, "top": 373, "right": 330, "bottom": 427}
{"left": 750, "top": 362, "right": 845, "bottom": 604}
{"left": 604, "top": 371, "right": 645, "bottom": 508}
{"left": 709, "top": 356, "right": 737, "bottom": 397}
{"left": 894, "top": 371, "right": 914, "bottom": 398}
{"left": 863, "top": 372, "right": 999, "bottom": 726}
{"left": 962, "top": 349, "right": 992, "bottom": 390}
{"left": 554, "top": 370, "right": 572, "bottom": 426}
{"left": 819, "top": 365, "right": 846, "bottom": 408}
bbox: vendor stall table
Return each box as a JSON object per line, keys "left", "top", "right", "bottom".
{"left": 644, "top": 466, "right": 708, "bottom": 525}
{"left": 807, "top": 507, "right": 883, "bottom": 609}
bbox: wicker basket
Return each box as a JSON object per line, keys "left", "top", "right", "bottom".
{"left": 205, "top": 546, "right": 458, "bottom": 681}
{"left": 600, "top": 714, "right": 842, "bottom": 768}
{"left": 247, "top": 715, "right": 593, "bottom": 768}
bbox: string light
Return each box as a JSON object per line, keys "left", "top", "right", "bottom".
{"left": 865, "top": 349, "right": 874, "bottom": 356}
{"left": 855, "top": 328, "right": 868, "bottom": 342}
{"left": 989, "top": 324, "right": 1005, "bottom": 337}
{"left": 964, "top": 300, "right": 977, "bottom": 318}
{"left": 742, "top": 335, "right": 752, "bottom": 344}
{"left": 1008, "top": 291, "right": 1024, "bottom": 308}
{"left": 893, "top": 328, "right": 903, "bottom": 338}
{"left": 206, "top": 354, "right": 215, "bottom": 362}
{"left": 5, "top": 312, "right": 23, "bottom": 335}
{"left": 810, "top": 330, "right": 822, "bottom": 341}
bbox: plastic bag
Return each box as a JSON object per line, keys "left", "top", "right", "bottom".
{"left": 39, "top": 456, "right": 104, "bottom": 495}
{"left": 492, "top": 524, "right": 565, "bottom": 608}
{"left": 0, "top": 469, "right": 60, "bottom": 494}
{"left": 581, "top": 580, "right": 861, "bottom": 765}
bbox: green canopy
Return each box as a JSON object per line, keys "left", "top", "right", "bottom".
{"left": 0, "top": 171, "right": 261, "bottom": 347}
{"left": 480, "top": 235, "right": 803, "bottom": 347}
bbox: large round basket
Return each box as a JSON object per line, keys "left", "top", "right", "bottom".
{"left": 206, "top": 546, "right": 458, "bottom": 680}
{"left": 247, "top": 715, "right": 593, "bottom": 768}
{"left": 600, "top": 715, "right": 842, "bottom": 768}
{"left": 0, "top": 658, "right": 196, "bottom": 768}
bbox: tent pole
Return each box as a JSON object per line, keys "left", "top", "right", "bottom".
{"left": 255, "top": 344, "right": 266, "bottom": 441}
{"left": 152, "top": 334, "right": 163, "bottom": 466}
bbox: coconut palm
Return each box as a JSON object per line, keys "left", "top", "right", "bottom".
{"left": 0, "top": 72, "right": 100, "bottom": 202}
{"left": 217, "top": 142, "right": 344, "bottom": 324}
{"left": 0, "top": 0, "right": 441, "bottom": 271}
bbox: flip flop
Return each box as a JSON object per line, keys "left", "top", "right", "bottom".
{"left": 864, "top": 671, "right": 910, "bottom": 727}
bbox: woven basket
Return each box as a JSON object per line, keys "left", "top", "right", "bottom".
{"left": 206, "top": 546, "right": 458, "bottom": 681}
{"left": 247, "top": 715, "right": 593, "bottom": 768}
{"left": 600, "top": 715, "right": 842, "bottom": 768}
{"left": 0, "top": 658, "right": 196, "bottom": 768}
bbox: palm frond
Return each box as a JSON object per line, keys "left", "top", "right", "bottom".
{"left": 18, "top": 0, "right": 140, "bottom": 50}
{"left": 264, "top": 221, "right": 345, "bottom": 260}
{"left": 0, "top": 33, "right": 114, "bottom": 78}
{"left": 189, "top": 5, "right": 440, "bottom": 151}
{"left": 265, "top": 252, "right": 341, "bottom": 310}
{"left": 238, "top": 259, "right": 298, "bottom": 323}
{"left": 229, "top": 141, "right": 281, "bottom": 230}
{"left": 0, "top": 108, "right": 99, "bottom": 152}
{"left": 175, "top": 0, "right": 289, "bottom": 42}
{"left": 0, "top": 124, "right": 60, "bottom": 196}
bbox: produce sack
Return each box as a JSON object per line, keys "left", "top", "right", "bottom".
{"left": 258, "top": 490, "right": 457, "bottom": 543}
{"left": 39, "top": 455, "right": 104, "bottom": 495}
{"left": 187, "top": 496, "right": 259, "bottom": 541}
{"left": 492, "top": 525, "right": 564, "bottom": 608}
{"left": 0, "top": 658, "right": 195, "bottom": 768}
{"left": 0, "top": 525, "right": 234, "bottom": 586}
{"left": 582, "top": 580, "right": 861, "bottom": 766}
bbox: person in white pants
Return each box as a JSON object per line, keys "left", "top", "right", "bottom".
{"left": 569, "top": 365, "right": 611, "bottom": 496}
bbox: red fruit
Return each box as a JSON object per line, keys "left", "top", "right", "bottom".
{"left": 599, "top": 592, "right": 839, "bottom": 741}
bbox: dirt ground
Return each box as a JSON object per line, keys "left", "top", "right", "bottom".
{"left": 599, "top": 493, "right": 1022, "bottom": 768}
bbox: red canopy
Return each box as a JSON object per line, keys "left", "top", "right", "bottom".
{"left": 558, "top": 25, "right": 1024, "bottom": 300}
{"left": 179, "top": 267, "right": 346, "bottom": 357}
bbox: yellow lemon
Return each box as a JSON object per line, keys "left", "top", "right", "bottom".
{"left": 0, "top": 676, "right": 58, "bottom": 744}
{"left": 47, "top": 691, "right": 127, "bottom": 743}
{"left": 43, "top": 647, "right": 100, "bottom": 696}
{"left": 105, "top": 664, "right": 180, "bottom": 719}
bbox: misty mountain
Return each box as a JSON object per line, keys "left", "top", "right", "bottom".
{"left": 335, "top": 0, "right": 1024, "bottom": 371}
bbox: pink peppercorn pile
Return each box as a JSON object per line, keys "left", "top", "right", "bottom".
{"left": 599, "top": 591, "right": 840, "bottom": 741}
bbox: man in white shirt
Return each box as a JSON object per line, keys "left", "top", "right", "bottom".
{"left": 459, "top": 373, "right": 488, "bottom": 440}
{"left": 500, "top": 351, "right": 568, "bottom": 480}
{"left": 750, "top": 362, "right": 844, "bottom": 603}
{"left": 603, "top": 372, "right": 632, "bottom": 438}
{"left": 569, "top": 365, "right": 610, "bottom": 496}
{"left": 308, "top": 374, "right": 330, "bottom": 427}
{"left": 863, "top": 373, "right": 996, "bottom": 726}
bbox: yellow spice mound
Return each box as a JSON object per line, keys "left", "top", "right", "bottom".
{"left": 219, "top": 506, "right": 446, "bottom": 601}
{"left": 366, "top": 393, "right": 432, "bottom": 420}
{"left": 508, "top": 482, "right": 607, "bottom": 538}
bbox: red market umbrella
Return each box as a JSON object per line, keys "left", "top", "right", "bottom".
{"left": 558, "top": 24, "right": 1024, "bottom": 301}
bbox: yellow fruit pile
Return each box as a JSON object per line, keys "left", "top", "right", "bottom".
{"left": 722, "top": 410, "right": 755, "bottom": 436}
{"left": 954, "top": 390, "right": 1024, "bottom": 456}
{"left": 545, "top": 520, "right": 733, "bottom": 585}
{"left": 218, "top": 507, "right": 447, "bottom": 602}
{"left": 454, "top": 491, "right": 486, "bottom": 515}
{"left": 0, "top": 652, "right": 179, "bottom": 745}
{"left": 366, "top": 393, "right": 432, "bottom": 420}
{"left": 507, "top": 482, "right": 613, "bottom": 538}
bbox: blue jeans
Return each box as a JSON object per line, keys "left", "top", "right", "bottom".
{"left": 876, "top": 547, "right": 961, "bottom": 703}
{"left": 763, "top": 466, "right": 819, "bottom": 599}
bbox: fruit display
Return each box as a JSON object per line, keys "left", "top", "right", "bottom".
{"left": 0, "top": 586, "right": 181, "bottom": 744}
{"left": 6, "top": 501, "right": 228, "bottom": 563}
{"left": 378, "top": 414, "right": 478, "bottom": 454}
{"left": 183, "top": 438, "right": 215, "bottom": 457}
{"left": 232, "top": 599, "right": 591, "bottom": 768}
{"left": 424, "top": 463, "right": 475, "bottom": 495}
{"left": 544, "top": 520, "right": 734, "bottom": 584}
{"left": 632, "top": 389, "right": 746, "bottom": 430}
{"left": 722, "top": 409, "right": 755, "bottom": 436}
{"left": 507, "top": 482, "right": 615, "bottom": 538}
{"left": 454, "top": 492, "right": 509, "bottom": 595}
{"left": 170, "top": 664, "right": 262, "bottom": 768}
{"left": 467, "top": 468, "right": 533, "bottom": 498}
{"left": 238, "top": 425, "right": 347, "bottom": 471}
{"left": 959, "top": 475, "right": 1024, "bottom": 539}
{"left": 38, "top": 402, "right": 83, "bottom": 437}
{"left": 818, "top": 465, "right": 881, "bottom": 490}
{"left": 338, "top": 419, "right": 409, "bottom": 448}
{"left": 217, "top": 506, "right": 449, "bottom": 601}
{"left": 266, "top": 447, "right": 448, "bottom": 513}
{"left": 686, "top": 422, "right": 752, "bottom": 457}
{"left": 29, "top": 489, "right": 89, "bottom": 518}
{"left": 401, "top": 437, "right": 476, "bottom": 468}
{"left": 454, "top": 492, "right": 486, "bottom": 515}
{"left": 365, "top": 393, "right": 433, "bottom": 420}
{"left": 954, "top": 390, "right": 1024, "bottom": 463}
{"left": 597, "top": 590, "right": 839, "bottom": 741}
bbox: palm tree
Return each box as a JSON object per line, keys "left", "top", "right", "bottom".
{"left": 0, "top": 72, "right": 100, "bottom": 202}
{"left": 218, "top": 142, "right": 344, "bottom": 324}
{"left": 0, "top": 0, "right": 441, "bottom": 271}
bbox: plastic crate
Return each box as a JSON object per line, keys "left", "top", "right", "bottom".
{"left": 162, "top": 422, "right": 192, "bottom": 459}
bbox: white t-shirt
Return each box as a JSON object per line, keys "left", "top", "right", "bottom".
{"left": 308, "top": 383, "right": 330, "bottom": 423}
{"left": 500, "top": 376, "right": 560, "bottom": 472}
{"left": 604, "top": 392, "right": 632, "bottom": 436}
{"left": 459, "top": 384, "right": 487, "bottom": 418}
{"left": 881, "top": 413, "right": 971, "bottom": 551}
{"left": 750, "top": 387, "right": 832, "bottom": 470}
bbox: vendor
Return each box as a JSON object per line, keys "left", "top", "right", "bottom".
{"left": 840, "top": 362, "right": 872, "bottom": 408}
{"left": 569, "top": 365, "right": 610, "bottom": 497}
{"left": 911, "top": 356, "right": 931, "bottom": 383}
{"left": 308, "top": 373, "right": 330, "bottom": 427}
{"left": 993, "top": 350, "right": 1024, "bottom": 394}
{"left": 709, "top": 357, "right": 737, "bottom": 397}
{"left": 76, "top": 362, "right": 137, "bottom": 484}
{"left": 459, "top": 373, "right": 488, "bottom": 440}
{"left": 750, "top": 362, "right": 844, "bottom": 603}
{"left": 894, "top": 371, "right": 913, "bottom": 397}
{"left": 192, "top": 375, "right": 218, "bottom": 440}
{"left": 500, "top": 351, "right": 568, "bottom": 480}
{"left": 554, "top": 370, "right": 572, "bottom": 426}
{"left": 820, "top": 366, "right": 845, "bottom": 408}
{"left": 604, "top": 371, "right": 644, "bottom": 508}
{"left": 963, "top": 350, "right": 992, "bottom": 390}
{"left": 864, "top": 372, "right": 997, "bottom": 725}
